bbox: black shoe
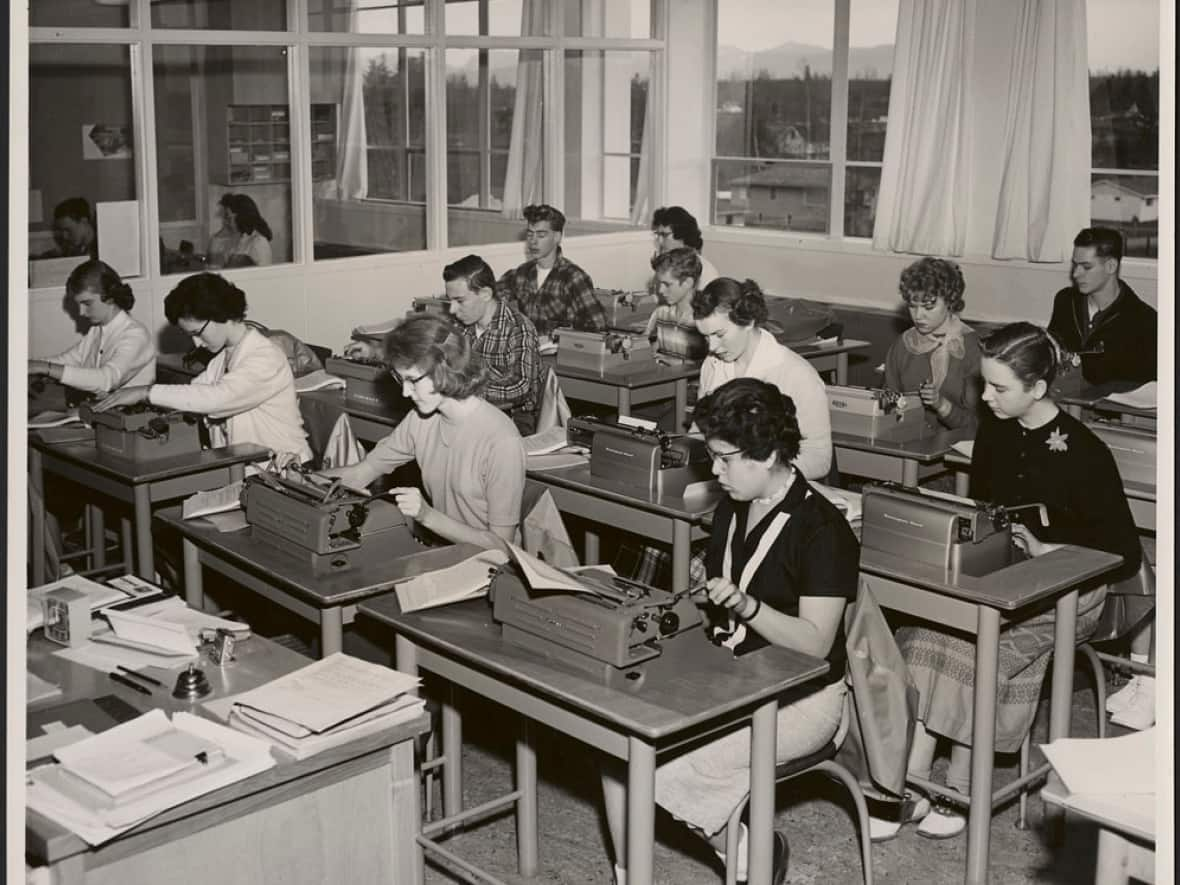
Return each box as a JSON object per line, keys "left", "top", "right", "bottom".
{"left": 739, "top": 831, "right": 789, "bottom": 885}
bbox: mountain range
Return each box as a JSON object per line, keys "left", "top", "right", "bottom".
{"left": 717, "top": 41, "right": 895, "bottom": 80}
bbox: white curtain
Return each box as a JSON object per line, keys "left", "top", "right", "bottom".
{"left": 628, "top": 57, "right": 655, "bottom": 226}
{"left": 990, "top": 0, "right": 1090, "bottom": 262}
{"left": 502, "top": 0, "right": 548, "bottom": 218}
{"left": 872, "top": 0, "right": 976, "bottom": 256}
{"left": 335, "top": 4, "right": 368, "bottom": 200}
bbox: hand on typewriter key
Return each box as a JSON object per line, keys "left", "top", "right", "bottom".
{"left": 1010, "top": 524, "right": 1064, "bottom": 558}
{"left": 94, "top": 385, "right": 151, "bottom": 412}
{"left": 343, "top": 341, "right": 378, "bottom": 361}
{"left": 389, "top": 486, "right": 427, "bottom": 520}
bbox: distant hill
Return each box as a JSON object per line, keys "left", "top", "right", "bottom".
{"left": 717, "top": 41, "right": 895, "bottom": 80}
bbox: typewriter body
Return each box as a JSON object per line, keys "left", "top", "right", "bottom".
{"left": 1089, "top": 422, "right": 1156, "bottom": 486}
{"left": 653, "top": 320, "right": 707, "bottom": 362}
{"left": 826, "top": 385, "right": 928, "bottom": 441}
{"left": 490, "top": 563, "right": 702, "bottom": 675}
{"left": 861, "top": 484, "right": 1027, "bottom": 581}
{"left": 240, "top": 472, "right": 423, "bottom": 572}
{"left": 567, "top": 416, "right": 714, "bottom": 498}
{"left": 592, "top": 288, "right": 658, "bottom": 334}
{"left": 324, "top": 356, "right": 400, "bottom": 409}
{"left": 78, "top": 403, "right": 203, "bottom": 461}
{"left": 555, "top": 328, "right": 653, "bottom": 373}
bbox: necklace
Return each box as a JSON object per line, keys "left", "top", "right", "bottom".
{"left": 753, "top": 479, "right": 792, "bottom": 507}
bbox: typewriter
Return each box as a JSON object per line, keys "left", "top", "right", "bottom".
{"left": 1089, "top": 422, "right": 1156, "bottom": 486}
{"left": 826, "top": 385, "right": 928, "bottom": 441}
{"left": 566, "top": 416, "right": 714, "bottom": 498}
{"left": 555, "top": 328, "right": 653, "bottom": 373}
{"left": 490, "top": 561, "right": 702, "bottom": 677}
{"left": 77, "top": 403, "right": 203, "bottom": 461}
{"left": 323, "top": 355, "right": 401, "bottom": 409}
{"left": 592, "top": 288, "right": 658, "bottom": 335}
{"left": 240, "top": 471, "right": 425, "bottom": 573}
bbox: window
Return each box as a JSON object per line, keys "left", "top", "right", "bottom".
{"left": 713, "top": 0, "right": 898, "bottom": 239}
{"left": 1087, "top": 0, "right": 1160, "bottom": 258}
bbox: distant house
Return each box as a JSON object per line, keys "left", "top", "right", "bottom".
{"left": 723, "top": 164, "right": 830, "bottom": 231}
{"left": 1090, "top": 178, "right": 1158, "bottom": 224}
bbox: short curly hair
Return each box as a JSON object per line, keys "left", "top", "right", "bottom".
{"left": 164, "top": 272, "right": 247, "bottom": 324}
{"left": 898, "top": 257, "right": 966, "bottom": 313}
{"left": 693, "top": 377, "right": 801, "bottom": 467}
{"left": 691, "top": 277, "right": 768, "bottom": 327}
{"left": 523, "top": 204, "right": 566, "bottom": 232}
{"left": 384, "top": 313, "right": 487, "bottom": 399}
{"left": 651, "top": 206, "right": 704, "bottom": 251}
{"left": 651, "top": 247, "right": 702, "bottom": 284}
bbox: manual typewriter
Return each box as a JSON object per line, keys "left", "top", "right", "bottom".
{"left": 490, "top": 562, "right": 702, "bottom": 676}
{"left": 592, "top": 288, "right": 658, "bottom": 334}
{"left": 77, "top": 403, "right": 203, "bottom": 460}
{"left": 567, "top": 416, "right": 714, "bottom": 497}
{"left": 240, "top": 471, "right": 426, "bottom": 572}
{"left": 826, "top": 385, "right": 928, "bottom": 441}
{"left": 555, "top": 328, "right": 653, "bottom": 373}
{"left": 860, "top": 484, "right": 1051, "bottom": 581}
{"left": 1089, "top": 422, "right": 1156, "bottom": 486}
{"left": 324, "top": 354, "right": 401, "bottom": 408}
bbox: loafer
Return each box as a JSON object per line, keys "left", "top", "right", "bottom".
{"left": 917, "top": 801, "right": 966, "bottom": 840}
{"left": 868, "top": 792, "right": 932, "bottom": 842}
{"left": 738, "top": 831, "right": 789, "bottom": 885}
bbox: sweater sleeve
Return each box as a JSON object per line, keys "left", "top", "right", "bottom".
{"left": 883, "top": 338, "right": 904, "bottom": 392}
{"left": 58, "top": 325, "right": 155, "bottom": 394}
{"left": 936, "top": 334, "right": 981, "bottom": 429}
{"left": 362, "top": 416, "right": 417, "bottom": 476}
{"left": 149, "top": 343, "right": 290, "bottom": 419}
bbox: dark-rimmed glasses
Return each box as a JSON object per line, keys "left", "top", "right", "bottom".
{"left": 390, "top": 367, "right": 430, "bottom": 387}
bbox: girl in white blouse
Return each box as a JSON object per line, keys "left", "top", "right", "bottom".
{"left": 28, "top": 260, "right": 156, "bottom": 395}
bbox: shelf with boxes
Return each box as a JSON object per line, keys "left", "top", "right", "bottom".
{"left": 225, "top": 103, "right": 336, "bottom": 185}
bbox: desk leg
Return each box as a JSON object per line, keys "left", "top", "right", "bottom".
{"left": 584, "top": 528, "right": 601, "bottom": 566}
{"left": 671, "top": 519, "right": 691, "bottom": 593}
{"left": 966, "top": 606, "right": 1001, "bottom": 885}
{"left": 1049, "top": 590, "right": 1079, "bottom": 743}
{"left": 132, "top": 485, "right": 154, "bottom": 579}
{"left": 182, "top": 538, "right": 205, "bottom": 611}
{"left": 31, "top": 448, "right": 47, "bottom": 586}
{"left": 836, "top": 352, "right": 849, "bottom": 385}
{"left": 228, "top": 463, "right": 246, "bottom": 483}
{"left": 901, "top": 458, "right": 920, "bottom": 488}
{"left": 674, "top": 378, "right": 689, "bottom": 432}
{"left": 320, "top": 608, "right": 344, "bottom": 657}
{"left": 121, "top": 516, "right": 134, "bottom": 575}
{"left": 442, "top": 687, "right": 463, "bottom": 823}
{"left": 617, "top": 388, "right": 632, "bottom": 418}
{"left": 388, "top": 737, "right": 423, "bottom": 885}
{"left": 955, "top": 470, "right": 970, "bottom": 497}
{"left": 88, "top": 505, "right": 107, "bottom": 570}
{"left": 1096, "top": 828, "right": 1155, "bottom": 885}
{"left": 747, "top": 700, "right": 779, "bottom": 885}
{"left": 516, "top": 720, "right": 539, "bottom": 876}
{"left": 626, "top": 737, "right": 657, "bottom": 885}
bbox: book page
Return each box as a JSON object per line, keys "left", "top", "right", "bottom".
{"left": 394, "top": 548, "right": 508, "bottom": 612}
{"left": 182, "top": 480, "right": 244, "bottom": 519}
{"left": 505, "top": 543, "right": 600, "bottom": 594}
{"left": 1042, "top": 728, "right": 1155, "bottom": 795}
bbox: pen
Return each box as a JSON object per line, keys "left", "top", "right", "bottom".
{"left": 116, "top": 664, "right": 164, "bottom": 687}
{"left": 109, "top": 671, "right": 152, "bottom": 695}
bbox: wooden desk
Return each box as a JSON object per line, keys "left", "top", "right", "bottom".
{"left": 859, "top": 545, "right": 1124, "bottom": 885}
{"left": 26, "top": 633, "right": 427, "bottom": 885}
{"left": 832, "top": 427, "right": 971, "bottom": 487}
{"left": 1055, "top": 379, "right": 1157, "bottom": 429}
{"left": 789, "top": 336, "right": 871, "bottom": 384}
{"left": 1041, "top": 771, "right": 1156, "bottom": 884}
{"left": 156, "top": 505, "right": 479, "bottom": 655}
{"left": 298, "top": 388, "right": 408, "bottom": 447}
{"left": 526, "top": 463, "right": 722, "bottom": 592}
{"left": 359, "top": 598, "right": 829, "bottom": 885}
{"left": 555, "top": 358, "right": 701, "bottom": 429}
{"left": 29, "top": 440, "right": 269, "bottom": 584}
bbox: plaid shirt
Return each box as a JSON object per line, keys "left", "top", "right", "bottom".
{"left": 465, "top": 300, "right": 544, "bottom": 414}
{"left": 496, "top": 249, "right": 607, "bottom": 336}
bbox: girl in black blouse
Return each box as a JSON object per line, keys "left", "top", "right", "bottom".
{"left": 600, "top": 378, "right": 859, "bottom": 885}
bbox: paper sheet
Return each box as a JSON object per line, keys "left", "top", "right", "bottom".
{"left": 27, "top": 671, "right": 63, "bottom": 705}
{"left": 523, "top": 425, "right": 569, "bottom": 456}
{"left": 1041, "top": 728, "right": 1155, "bottom": 795}
{"left": 506, "top": 543, "right": 599, "bottom": 594}
{"left": 106, "top": 610, "right": 197, "bottom": 655}
{"left": 182, "top": 480, "right": 244, "bottom": 519}
{"left": 951, "top": 439, "right": 975, "bottom": 458}
{"left": 524, "top": 451, "right": 590, "bottom": 471}
{"left": 29, "top": 410, "right": 82, "bottom": 428}
{"left": 394, "top": 548, "right": 508, "bottom": 612}
{"left": 1103, "top": 381, "right": 1157, "bottom": 410}
{"left": 28, "top": 725, "right": 94, "bottom": 763}
{"left": 294, "top": 369, "right": 346, "bottom": 393}
{"left": 56, "top": 635, "right": 197, "bottom": 673}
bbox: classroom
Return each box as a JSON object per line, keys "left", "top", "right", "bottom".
{"left": 14, "top": 2, "right": 1173, "bottom": 884}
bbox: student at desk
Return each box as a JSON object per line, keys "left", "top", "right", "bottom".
{"left": 27, "top": 259, "right": 156, "bottom": 394}
{"left": 883, "top": 257, "right": 981, "bottom": 430}
{"left": 94, "top": 272, "right": 312, "bottom": 464}
{"left": 327, "top": 314, "right": 526, "bottom": 552}
{"left": 207, "top": 194, "right": 274, "bottom": 268}
{"left": 643, "top": 247, "right": 704, "bottom": 345}
{"left": 874, "top": 323, "right": 1142, "bottom": 840}
{"left": 601, "top": 378, "right": 858, "bottom": 885}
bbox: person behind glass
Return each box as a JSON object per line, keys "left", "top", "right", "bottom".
{"left": 495, "top": 203, "right": 606, "bottom": 337}
{"left": 601, "top": 378, "right": 858, "bottom": 885}
{"left": 883, "top": 257, "right": 981, "bottom": 430}
{"left": 28, "top": 259, "right": 156, "bottom": 395}
{"left": 208, "top": 193, "right": 274, "bottom": 268}
{"left": 1047, "top": 226, "right": 1157, "bottom": 385}
{"left": 94, "top": 272, "right": 312, "bottom": 465}
{"left": 872, "top": 322, "right": 1142, "bottom": 841}
{"left": 326, "top": 314, "right": 526, "bottom": 552}
{"left": 444, "top": 254, "right": 544, "bottom": 436}
{"left": 694, "top": 278, "right": 833, "bottom": 480}
{"left": 650, "top": 205, "right": 719, "bottom": 289}
{"left": 40, "top": 198, "right": 97, "bottom": 259}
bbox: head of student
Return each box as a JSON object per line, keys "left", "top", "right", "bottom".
{"left": 225, "top": 193, "right": 273, "bottom": 241}
{"left": 522, "top": 204, "right": 565, "bottom": 264}
{"left": 979, "top": 322, "right": 1063, "bottom": 421}
{"left": 164, "top": 272, "right": 248, "bottom": 354}
{"left": 651, "top": 247, "right": 702, "bottom": 309}
{"left": 898, "top": 257, "right": 965, "bottom": 337}
{"left": 443, "top": 254, "right": 498, "bottom": 327}
{"left": 1070, "top": 227, "right": 1123, "bottom": 297}
{"left": 651, "top": 206, "right": 704, "bottom": 254}
{"left": 693, "top": 377, "right": 801, "bottom": 501}
{"left": 66, "top": 259, "right": 135, "bottom": 326}
{"left": 52, "top": 197, "right": 96, "bottom": 256}
{"left": 383, "top": 314, "right": 487, "bottom": 416}
{"left": 692, "top": 277, "right": 768, "bottom": 363}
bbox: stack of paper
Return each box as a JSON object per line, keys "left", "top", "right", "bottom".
{"left": 208, "top": 654, "right": 425, "bottom": 760}
{"left": 26, "top": 709, "right": 274, "bottom": 844}
{"left": 28, "top": 576, "right": 133, "bottom": 634}
{"left": 182, "top": 480, "right": 245, "bottom": 519}
{"left": 1104, "top": 381, "right": 1157, "bottom": 410}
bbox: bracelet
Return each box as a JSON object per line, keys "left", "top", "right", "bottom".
{"left": 741, "top": 595, "right": 762, "bottom": 621}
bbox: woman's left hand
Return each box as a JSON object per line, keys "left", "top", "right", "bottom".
{"left": 389, "top": 487, "right": 429, "bottom": 521}
{"left": 1011, "top": 524, "right": 1065, "bottom": 558}
{"left": 94, "top": 386, "right": 150, "bottom": 412}
{"left": 705, "top": 576, "right": 746, "bottom": 611}
{"left": 918, "top": 379, "right": 943, "bottom": 410}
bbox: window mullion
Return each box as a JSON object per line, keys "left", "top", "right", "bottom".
{"left": 828, "top": 0, "right": 850, "bottom": 239}
{"left": 424, "top": 0, "right": 447, "bottom": 249}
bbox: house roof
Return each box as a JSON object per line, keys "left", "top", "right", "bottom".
{"left": 1091, "top": 177, "right": 1158, "bottom": 200}
{"left": 729, "top": 164, "right": 831, "bottom": 189}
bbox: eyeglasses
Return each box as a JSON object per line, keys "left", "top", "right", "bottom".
{"left": 653, "top": 228, "right": 675, "bottom": 240}
{"left": 187, "top": 319, "right": 211, "bottom": 341}
{"left": 706, "top": 446, "right": 746, "bottom": 466}
{"left": 390, "top": 367, "right": 430, "bottom": 387}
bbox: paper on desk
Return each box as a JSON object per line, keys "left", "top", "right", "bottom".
{"left": 104, "top": 595, "right": 250, "bottom": 642}
{"left": 394, "top": 548, "right": 508, "bottom": 612}
{"left": 1104, "top": 381, "right": 1157, "bottom": 410}
{"left": 524, "top": 425, "right": 569, "bottom": 455}
{"left": 106, "top": 609, "right": 197, "bottom": 655}
{"left": 29, "top": 409, "right": 81, "bottom": 428}
{"left": 56, "top": 634, "right": 197, "bottom": 673}
{"left": 506, "top": 543, "right": 599, "bottom": 594}
{"left": 31, "top": 424, "right": 96, "bottom": 445}
{"left": 199, "top": 510, "right": 251, "bottom": 533}
{"left": 294, "top": 368, "right": 346, "bottom": 393}
{"left": 951, "top": 439, "right": 975, "bottom": 458}
{"left": 182, "top": 480, "right": 244, "bottom": 519}
{"left": 28, "top": 575, "right": 132, "bottom": 634}
{"left": 27, "top": 671, "right": 63, "bottom": 705}
{"left": 28, "top": 725, "right": 94, "bottom": 763}
{"left": 1041, "top": 728, "right": 1155, "bottom": 795}
{"left": 55, "top": 725, "right": 210, "bottom": 797}
{"left": 525, "top": 451, "right": 590, "bottom": 471}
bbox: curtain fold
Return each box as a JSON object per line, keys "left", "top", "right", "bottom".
{"left": 336, "top": 3, "right": 368, "bottom": 200}
{"left": 501, "top": 0, "right": 547, "bottom": 218}
{"left": 872, "top": 0, "right": 975, "bottom": 256}
{"left": 628, "top": 56, "right": 655, "bottom": 226}
{"left": 990, "top": 0, "right": 1090, "bottom": 262}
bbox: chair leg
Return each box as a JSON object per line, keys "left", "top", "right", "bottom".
{"left": 724, "top": 805, "right": 742, "bottom": 885}
{"left": 815, "top": 762, "right": 874, "bottom": 885}
{"left": 1078, "top": 644, "right": 1107, "bottom": 739}
{"left": 1017, "top": 733, "right": 1030, "bottom": 830}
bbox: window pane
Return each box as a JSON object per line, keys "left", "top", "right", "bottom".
{"left": 30, "top": 44, "right": 140, "bottom": 281}
{"left": 1089, "top": 173, "right": 1159, "bottom": 258}
{"left": 153, "top": 45, "right": 291, "bottom": 273}
{"left": 712, "top": 159, "right": 830, "bottom": 233}
{"left": 1088, "top": 0, "right": 1159, "bottom": 171}
{"left": 563, "top": 0, "right": 652, "bottom": 38}
{"left": 716, "top": 1, "right": 833, "bottom": 161}
{"left": 151, "top": 0, "right": 286, "bottom": 30}
{"left": 308, "top": 0, "right": 425, "bottom": 34}
{"left": 847, "top": 0, "right": 897, "bottom": 162}
{"left": 844, "top": 166, "right": 881, "bottom": 238}
{"left": 31, "top": 2, "right": 128, "bottom": 28}
{"left": 310, "top": 47, "right": 427, "bottom": 258}
{"left": 447, "top": 0, "right": 531, "bottom": 36}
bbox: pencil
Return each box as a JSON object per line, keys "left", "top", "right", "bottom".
{"left": 116, "top": 664, "right": 164, "bottom": 687}
{"left": 109, "top": 671, "right": 152, "bottom": 695}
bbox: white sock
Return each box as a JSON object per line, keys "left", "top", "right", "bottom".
{"left": 713, "top": 822, "right": 750, "bottom": 881}
{"left": 1130, "top": 653, "right": 1149, "bottom": 665}
{"left": 613, "top": 863, "right": 626, "bottom": 885}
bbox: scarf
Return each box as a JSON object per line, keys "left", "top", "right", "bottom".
{"left": 901, "top": 314, "right": 972, "bottom": 393}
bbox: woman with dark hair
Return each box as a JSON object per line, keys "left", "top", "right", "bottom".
{"left": 95, "top": 272, "right": 311, "bottom": 463}
{"left": 601, "top": 377, "right": 858, "bottom": 885}
{"left": 208, "top": 193, "right": 274, "bottom": 267}
{"left": 883, "top": 257, "right": 981, "bottom": 429}
{"left": 873, "top": 322, "right": 1141, "bottom": 841}
{"left": 693, "top": 277, "right": 832, "bottom": 480}
{"left": 328, "top": 314, "right": 526, "bottom": 551}
{"left": 651, "top": 205, "right": 719, "bottom": 287}
{"left": 28, "top": 259, "right": 156, "bottom": 394}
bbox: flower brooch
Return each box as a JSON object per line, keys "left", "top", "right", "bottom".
{"left": 1046, "top": 428, "right": 1069, "bottom": 453}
